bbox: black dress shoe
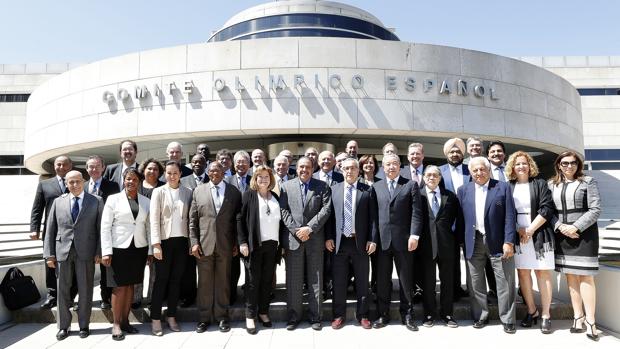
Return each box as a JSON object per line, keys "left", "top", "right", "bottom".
{"left": 196, "top": 322, "right": 209, "bottom": 333}
{"left": 286, "top": 320, "right": 298, "bottom": 331}
{"left": 218, "top": 320, "right": 231, "bottom": 332}
{"left": 473, "top": 319, "right": 489, "bottom": 329}
{"left": 503, "top": 323, "right": 516, "bottom": 334}
{"left": 41, "top": 298, "right": 56, "bottom": 309}
{"left": 100, "top": 301, "right": 111, "bottom": 310}
{"left": 540, "top": 318, "right": 551, "bottom": 334}
{"left": 180, "top": 299, "right": 194, "bottom": 308}
{"left": 443, "top": 316, "right": 458, "bottom": 328}
{"left": 131, "top": 301, "right": 141, "bottom": 309}
{"left": 79, "top": 328, "right": 90, "bottom": 338}
{"left": 258, "top": 316, "right": 273, "bottom": 328}
{"left": 372, "top": 317, "right": 389, "bottom": 329}
{"left": 112, "top": 332, "right": 125, "bottom": 341}
{"left": 423, "top": 316, "right": 434, "bottom": 328}
{"left": 121, "top": 324, "right": 139, "bottom": 334}
{"left": 56, "top": 329, "right": 69, "bottom": 341}
{"left": 311, "top": 321, "right": 322, "bottom": 331}
{"left": 404, "top": 316, "right": 419, "bottom": 332}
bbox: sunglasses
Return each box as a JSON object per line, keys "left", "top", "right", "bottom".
{"left": 560, "top": 161, "right": 578, "bottom": 167}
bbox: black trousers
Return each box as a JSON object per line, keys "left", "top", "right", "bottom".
{"left": 376, "top": 246, "right": 414, "bottom": 318}
{"left": 99, "top": 264, "right": 112, "bottom": 303}
{"left": 179, "top": 254, "right": 197, "bottom": 305}
{"left": 230, "top": 255, "right": 241, "bottom": 304}
{"left": 422, "top": 252, "right": 455, "bottom": 318}
{"left": 332, "top": 236, "right": 369, "bottom": 320}
{"left": 150, "top": 237, "right": 188, "bottom": 320}
{"left": 244, "top": 240, "right": 278, "bottom": 318}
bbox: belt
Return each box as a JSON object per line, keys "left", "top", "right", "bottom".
{"left": 342, "top": 233, "right": 356, "bottom": 239}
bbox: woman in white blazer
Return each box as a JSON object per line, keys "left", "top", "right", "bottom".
{"left": 101, "top": 167, "right": 152, "bottom": 341}
{"left": 149, "top": 161, "right": 193, "bottom": 336}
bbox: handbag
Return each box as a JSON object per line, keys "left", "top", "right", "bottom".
{"left": 0, "top": 267, "right": 41, "bottom": 310}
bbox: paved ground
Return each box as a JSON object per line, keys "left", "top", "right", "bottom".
{"left": 1, "top": 320, "right": 618, "bottom": 349}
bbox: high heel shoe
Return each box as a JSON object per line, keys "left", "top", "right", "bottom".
{"left": 570, "top": 315, "right": 586, "bottom": 333}
{"left": 258, "top": 314, "right": 273, "bottom": 328}
{"left": 167, "top": 317, "right": 181, "bottom": 332}
{"left": 246, "top": 318, "right": 257, "bottom": 335}
{"left": 585, "top": 320, "right": 599, "bottom": 341}
{"left": 540, "top": 318, "right": 551, "bottom": 334}
{"left": 520, "top": 309, "right": 539, "bottom": 327}
{"left": 152, "top": 320, "right": 163, "bottom": 336}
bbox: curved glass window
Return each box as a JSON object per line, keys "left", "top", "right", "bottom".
{"left": 209, "top": 13, "right": 399, "bottom": 42}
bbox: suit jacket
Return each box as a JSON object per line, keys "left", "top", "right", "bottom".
{"left": 371, "top": 176, "right": 423, "bottom": 251}
{"left": 419, "top": 187, "right": 462, "bottom": 260}
{"left": 100, "top": 190, "right": 152, "bottom": 256}
{"left": 189, "top": 181, "right": 242, "bottom": 257}
{"left": 89, "top": 177, "right": 120, "bottom": 203}
{"left": 236, "top": 190, "right": 283, "bottom": 253}
{"left": 400, "top": 164, "right": 424, "bottom": 188}
{"left": 43, "top": 192, "right": 104, "bottom": 261}
{"left": 312, "top": 170, "right": 344, "bottom": 187}
{"left": 149, "top": 184, "right": 193, "bottom": 245}
{"left": 509, "top": 177, "right": 555, "bottom": 251}
{"left": 326, "top": 181, "right": 374, "bottom": 254}
{"left": 103, "top": 163, "right": 126, "bottom": 191}
{"left": 180, "top": 173, "right": 209, "bottom": 190}
{"left": 279, "top": 178, "right": 332, "bottom": 250}
{"left": 225, "top": 174, "right": 251, "bottom": 194}
{"left": 439, "top": 163, "right": 470, "bottom": 194}
{"left": 30, "top": 177, "right": 65, "bottom": 236}
{"left": 456, "top": 179, "right": 516, "bottom": 259}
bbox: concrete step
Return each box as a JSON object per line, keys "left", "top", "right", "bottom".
{"left": 0, "top": 233, "right": 32, "bottom": 243}
{"left": 0, "top": 240, "right": 42, "bottom": 252}
{"left": 11, "top": 285, "right": 574, "bottom": 324}
{"left": 0, "top": 224, "right": 30, "bottom": 234}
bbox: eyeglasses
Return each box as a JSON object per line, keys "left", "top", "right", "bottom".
{"left": 560, "top": 161, "right": 578, "bottom": 167}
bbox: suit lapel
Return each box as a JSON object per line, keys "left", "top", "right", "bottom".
{"left": 390, "top": 177, "right": 406, "bottom": 203}
{"left": 484, "top": 180, "right": 498, "bottom": 216}
{"left": 442, "top": 167, "right": 454, "bottom": 192}
{"left": 304, "top": 179, "right": 315, "bottom": 208}
{"left": 74, "top": 194, "right": 89, "bottom": 223}
{"left": 437, "top": 191, "right": 449, "bottom": 218}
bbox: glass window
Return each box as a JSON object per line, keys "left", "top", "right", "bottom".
{"left": 577, "top": 88, "right": 620, "bottom": 96}
{"left": 0, "top": 94, "right": 30, "bottom": 102}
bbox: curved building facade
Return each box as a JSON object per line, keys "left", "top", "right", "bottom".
{"left": 24, "top": 0, "right": 583, "bottom": 173}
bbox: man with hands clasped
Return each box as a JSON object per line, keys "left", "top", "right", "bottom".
{"left": 325, "top": 158, "right": 376, "bottom": 330}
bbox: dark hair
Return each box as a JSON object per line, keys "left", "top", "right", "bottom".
{"left": 486, "top": 140, "right": 505, "bottom": 154}
{"left": 359, "top": 154, "right": 378, "bottom": 175}
{"left": 164, "top": 160, "right": 182, "bottom": 172}
{"left": 551, "top": 151, "right": 585, "bottom": 185}
{"left": 86, "top": 155, "right": 105, "bottom": 167}
{"left": 119, "top": 139, "right": 137, "bottom": 152}
{"left": 122, "top": 167, "right": 143, "bottom": 182}
{"left": 138, "top": 158, "right": 164, "bottom": 177}
{"left": 216, "top": 148, "right": 233, "bottom": 160}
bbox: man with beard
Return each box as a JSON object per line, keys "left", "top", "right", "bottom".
{"left": 103, "top": 140, "right": 139, "bottom": 191}
{"left": 345, "top": 140, "right": 359, "bottom": 159}
{"left": 439, "top": 138, "right": 471, "bottom": 300}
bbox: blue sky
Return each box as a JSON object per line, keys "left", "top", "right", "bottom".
{"left": 1, "top": 0, "right": 618, "bottom": 64}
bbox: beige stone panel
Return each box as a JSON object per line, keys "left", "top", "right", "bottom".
{"left": 55, "top": 93, "right": 84, "bottom": 122}
{"left": 535, "top": 117, "right": 560, "bottom": 146}
{"left": 327, "top": 68, "right": 385, "bottom": 100}
{"left": 82, "top": 83, "right": 128, "bottom": 118}
{"left": 384, "top": 71, "right": 438, "bottom": 102}
{"left": 241, "top": 38, "right": 299, "bottom": 69}
{"left": 546, "top": 95, "right": 568, "bottom": 124}
{"left": 63, "top": 114, "right": 100, "bottom": 145}
{"left": 188, "top": 41, "right": 241, "bottom": 72}
{"left": 356, "top": 40, "right": 412, "bottom": 71}
{"left": 137, "top": 103, "right": 187, "bottom": 136}
{"left": 299, "top": 96, "right": 357, "bottom": 131}
{"left": 358, "top": 99, "right": 413, "bottom": 134}
{"left": 186, "top": 100, "right": 241, "bottom": 133}
{"left": 412, "top": 102, "right": 462, "bottom": 133}
{"left": 482, "top": 80, "right": 521, "bottom": 112}
{"left": 504, "top": 111, "right": 537, "bottom": 142}
{"left": 68, "top": 62, "right": 100, "bottom": 94}
{"left": 299, "top": 38, "right": 356, "bottom": 68}
{"left": 519, "top": 87, "right": 547, "bottom": 117}
{"left": 97, "top": 108, "right": 138, "bottom": 141}
{"left": 462, "top": 105, "right": 505, "bottom": 137}
{"left": 99, "top": 52, "right": 140, "bottom": 87}
{"left": 241, "top": 97, "right": 299, "bottom": 134}
{"left": 160, "top": 72, "right": 213, "bottom": 105}
{"left": 411, "top": 44, "right": 461, "bottom": 75}
{"left": 140, "top": 45, "right": 187, "bottom": 79}
{"left": 435, "top": 74, "right": 485, "bottom": 107}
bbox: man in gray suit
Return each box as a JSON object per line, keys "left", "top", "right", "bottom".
{"left": 279, "top": 157, "right": 332, "bottom": 331}
{"left": 190, "top": 162, "right": 242, "bottom": 333}
{"left": 30, "top": 155, "right": 73, "bottom": 309}
{"left": 43, "top": 171, "right": 104, "bottom": 340}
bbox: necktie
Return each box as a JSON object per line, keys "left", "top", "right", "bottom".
{"left": 238, "top": 176, "right": 246, "bottom": 192}
{"left": 327, "top": 173, "right": 331, "bottom": 186}
{"left": 343, "top": 185, "right": 353, "bottom": 237}
{"left": 71, "top": 197, "right": 80, "bottom": 222}
{"left": 301, "top": 182, "right": 308, "bottom": 206}
{"left": 60, "top": 178, "right": 68, "bottom": 193}
{"left": 388, "top": 180, "right": 395, "bottom": 198}
{"left": 196, "top": 175, "right": 202, "bottom": 185}
{"left": 213, "top": 185, "right": 222, "bottom": 213}
{"left": 497, "top": 166, "right": 506, "bottom": 182}
{"left": 412, "top": 169, "right": 419, "bottom": 185}
{"left": 431, "top": 191, "right": 439, "bottom": 217}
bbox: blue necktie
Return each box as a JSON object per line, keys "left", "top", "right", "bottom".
{"left": 71, "top": 197, "right": 80, "bottom": 223}
{"left": 343, "top": 185, "right": 354, "bottom": 237}
{"left": 497, "top": 166, "right": 506, "bottom": 182}
{"left": 431, "top": 191, "right": 439, "bottom": 217}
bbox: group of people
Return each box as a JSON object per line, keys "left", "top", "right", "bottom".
{"left": 31, "top": 137, "right": 601, "bottom": 341}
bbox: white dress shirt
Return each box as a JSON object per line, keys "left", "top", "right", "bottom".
{"left": 475, "top": 181, "right": 489, "bottom": 235}
{"left": 168, "top": 187, "right": 185, "bottom": 238}
{"left": 69, "top": 191, "right": 85, "bottom": 211}
{"left": 425, "top": 186, "right": 442, "bottom": 208}
{"left": 449, "top": 164, "right": 464, "bottom": 192}
{"left": 491, "top": 163, "right": 506, "bottom": 182}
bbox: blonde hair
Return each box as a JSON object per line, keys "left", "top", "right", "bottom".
{"left": 249, "top": 165, "right": 276, "bottom": 191}
{"left": 505, "top": 151, "right": 539, "bottom": 181}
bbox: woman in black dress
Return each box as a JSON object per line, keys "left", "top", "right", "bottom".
{"left": 101, "top": 168, "right": 152, "bottom": 340}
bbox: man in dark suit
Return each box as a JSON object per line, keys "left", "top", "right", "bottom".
{"left": 325, "top": 158, "right": 375, "bottom": 330}
{"left": 457, "top": 157, "right": 517, "bottom": 333}
{"left": 439, "top": 138, "right": 471, "bottom": 300}
{"left": 43, "top": 170, "right": 104, "bottom": 340}
{"left": 279, "top": 156, "right": 332, "bottom": 331}
{"left": 178, "top": 154, "right": 209, "bottom": 308}
{"left": 345, "top": 139, "right": 359, "bottom": 159}
{"left": 85, "top": 155, "right": 119, "bottom": 310}
{"left": 30, "top": 155, "right": 73, "bottom": 308}
{"left": 278, "top": 149, "right": 297, "bottom": 176}
{"left": 418, "top": 165, "right": 461, "bottom": 328}
{"left": 190, "top": 162, "right": 242, "bottom": 333}
{"left": 375, "top": 142, "right": 399, "bottom": 180}
{"left": 247, "top": 148, "right": 267, "bottom": 177}
{"left": 225, "top": 150, "right": 252, "bottom": 304}
{"left": 371, "top": 154, "right": 422, "bottom": 331}
{"left": 103, "top": 140, "right": 138, "bottom": 191}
